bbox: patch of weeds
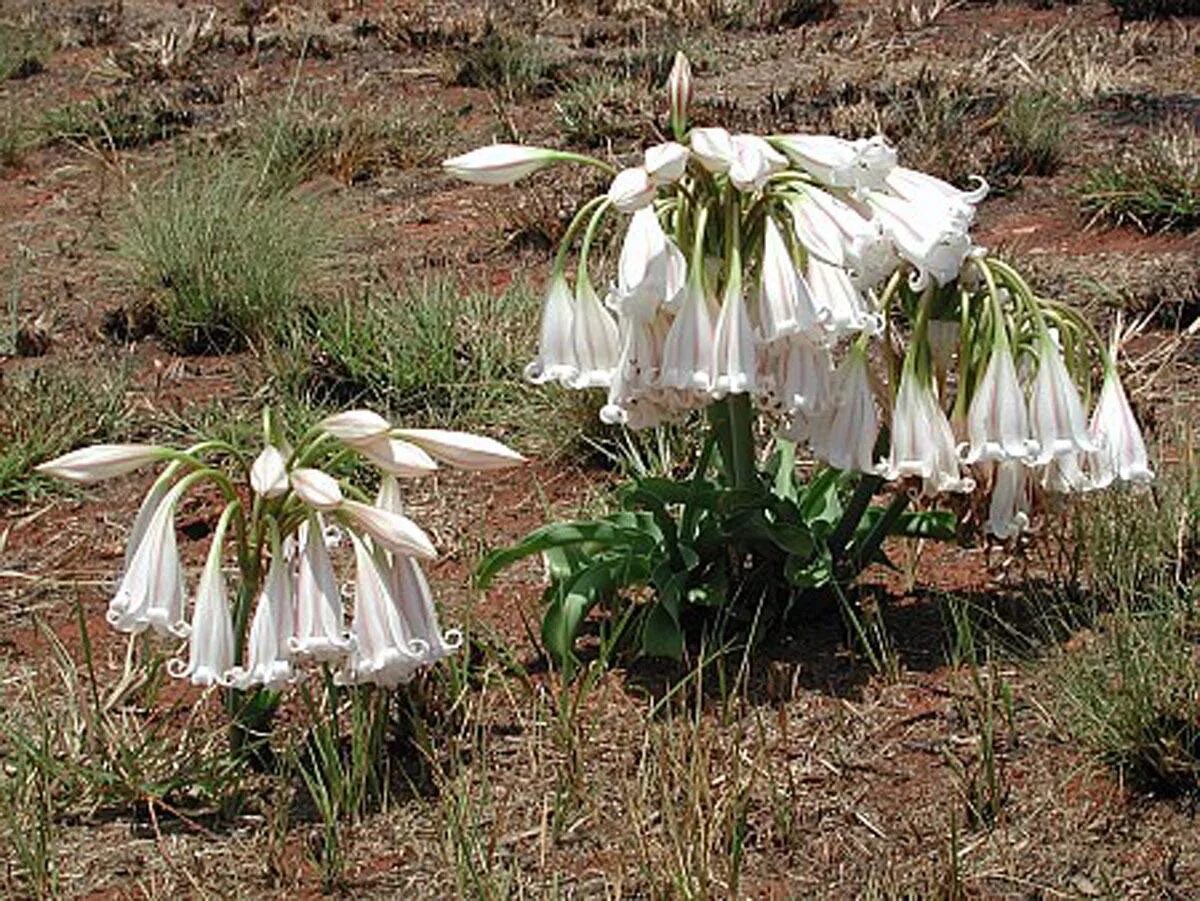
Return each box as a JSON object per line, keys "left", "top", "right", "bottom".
{"left": 489, "top": 167, "right": 612, "bottom": 254}
{"left": 453, "top": 27, "right": 559, "bottom": 101}
{"left": 998, "top": 90, "right": 1068, "bottom": 177}
{"left": 555, "top": 73, "right": 650, "bottom": 150}
{"left": 0, "top": 364, "right": 129, "bottom": 504}
{"left": 120, "top": 154, "right": 331, "bottom": 354}
{"left": 0, "top": 20, "right": 50, "bottom": 80}
{"left": 1056, "top": 608, "right": 1200, "bottom": 795}
{"left": 1080, "top": 121, "right": 1200, "bottom": 232}
{"left": 1109, "top": 0, "right": 1200, "bottom": 19}
{"left": 0, "top": 108, "right": 30, "bottom": 169}
{"left": 691, "top": 0, "right": 838, "bottom": 29}
{"left": 252, "top": 97, "right": 452, "bottom": 189}
{"left": 41, "top": 91, "right": 194, "bottom": 151}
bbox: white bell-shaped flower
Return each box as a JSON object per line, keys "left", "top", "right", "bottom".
{"left": 712, "top": 269, "right": 757, "bottom": 397}
{"left": 865, "top": 191, "right": 973, "bottom": 289}
{"left": 108, "top": 478, "right": 188, "bottom": 638}
{"left": 337, "top": 533, "right": 427, "bottom": 688}
{"left": 1029, "top": 332, "right": 1097, "bottom": 467}
{"left": 883, "top": 166, "right": 987, "bottom": 229}
{"left": 659, "top": 268, "right": 717, "bottom": 398}
{"left": 809, "top": 347, "right": 880, "bottom": 474}
{"left": 774, "top": 134, "right": 895, "bottom": 192}
{"left": 758, "top": 216, "right": 818, "bottom": 343}
{"left": 613, "top": 207, "right": 687, "bottom": 318}
{"left": 168, "top": 516, "right": 236, "bottom": 687}
{"left": 289, "top": 515, "right": 353, "bottom": 662}
{"left": 806, "top": 256, "right": 880, "bottom": 337}
{"left": 227, "top": 551, "right": 295, "bottom": 691}
{"left": 884, "top": 361, "right": 975, "bottom": 495}
{"left": 986, "top": 461, "right": 1032, "bottom": 540}
{"left": 601, "top": 312, "right": 670, "bottom": 427}
{"left": 767, "top": 334, "right": 833, "bottom": 416}
{"left": 570, "top": 276, "right": 621, "bottom": 389}
{"left": 1086, "top": 365, "right": 1153, "bottom": 488}
{"left": 525, "top": 271, "right": 578, "bottom": 385}
{"left": 963, "top": 328, "right": 1037, "bottom": 464}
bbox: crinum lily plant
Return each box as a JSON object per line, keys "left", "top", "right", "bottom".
{"left": 38, "top": 410, "right": 524, "bottom": 748}
{"left": 450, "top": 53, "right": 1153, "bottom": 669}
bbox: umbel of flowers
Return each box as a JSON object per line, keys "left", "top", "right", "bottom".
{"left": 448, "top": 53, "right": 1153, "bottom": 664}
{"left": 37, "top": 412, "right": 525, "bottom": 689}
{"left": 446, "top": 53, "right": 1151, "bottom": 531}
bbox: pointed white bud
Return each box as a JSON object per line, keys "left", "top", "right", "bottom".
{"left": 318, "top": 409, "right": 391, "bottom": 444}
{"left": 442, "top": 144, "right": 562, "bottom": 185}
{"left": 250, "top": 445, "right": 289, "bottom": 498}
{"left": 342, "top": 499, "right": 437, "bottom": 559}
{"left": 644, "top": 141, "right": 689, "bottom": 185}
{"left": 607, "top": 167, "right": 656, "bottom": 212}
{"left": 37, "top": 444, "right": 166, "bottom": 484}
{"left": 291, "top": 468, "right": 344, "bottom": 511}
{"left": 667, "top": 51, "right": 693, "bottom": 136}
{"left": 689, "top": 127, "right": 736, "bottom": 173}
{"left": 393, "top": 428, "right": 527, "bottom": 471}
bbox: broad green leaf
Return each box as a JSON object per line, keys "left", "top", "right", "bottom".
{"left": 476, "top": 519, "right": 658, "bottom": 588}
{"left": 799, "top": 467, "right": 845, "bottom": 527}
{"left": 641, "top": 603, "right": 684, "bottom": 659}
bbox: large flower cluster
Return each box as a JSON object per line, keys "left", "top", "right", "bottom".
{"left": 37, "top": 413, "right": 525, "bottom": 688}
{"left": 443, "top": 52, "right": 1152, "bottom": 539}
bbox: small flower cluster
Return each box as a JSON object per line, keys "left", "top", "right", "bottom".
{"left": 37, "top": 412, "right": 525, "bottom": 689}
{"left": 443, "top": 52, "right": 1152, "bottom": 539}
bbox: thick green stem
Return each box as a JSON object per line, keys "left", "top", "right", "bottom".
{"left": 726, "top": 393, "right": 757, "bottom": 490}
{"left": 848, "top": 488, "right": 912, "bottom": 576}
{"left": 828, "top": 472, "right": 884, "bottom": 562}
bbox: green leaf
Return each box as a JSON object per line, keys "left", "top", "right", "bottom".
{"left": 641, "top": 603, "right": 684, "bottom": 659}
{"left": 799, "top": 467, "right": 845, "bottom": 527}
{"left": 542, "top": 553, "right": 654, "bottom": 670}
{"left": 476, "top": 518, "right": 658, "bottom": 589}
{"left": 763, "top": 520, "right": 815, "bottom": 558}
{"left": 893, "top": 510, "right": 957, "bottom": 540}
{"left": 785, "top": 549, "right": 833, "bottom": 589}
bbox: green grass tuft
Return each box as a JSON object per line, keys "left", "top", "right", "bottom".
{"left": 999, "top": 90, "right": 1069, "bottom": 177}
{"left": 120, "top": 154, "right": 331, "bottom": 354}
{"left": 453, "top": 28, "right": 559, "bottom": 100}
{"left": 1081, "top": 122, "right": 1200, "bottom": 233}
{"left": 0, "top": 364, "right": 130, "bottom": 504}
{"left": 0, "top": 20, "right": 49, "bottom": 81}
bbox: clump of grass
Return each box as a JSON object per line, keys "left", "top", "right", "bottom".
{"left": 453, "top": 28, "right": 559, "bottom": 100}
{"left": 555, "top": 74, "right": 650, "bottom": 149}
{"left": 1109, "top": 0, "right": 1200, "bottom": 19}
{"left": 274, "top": 279, "right": 531, "bottom": 424}
{"left": 1052, "top": 442, "right": 1200, "bottom": 795}
{"left": 0, "top": 20, "right": 50, "bottom": 80}
{"left": 0, "top": 364, "right": 129, "bottom": 503}
{"left": 42, "top": 91, "right": 193, "bottom": 151}
{"left": 120, "top": 154, "right": 330, "bottom": 354}
{"left": 1081, "top": 121, "right": 1200, "bottom": 232}
{"left": 252, "top": 98, "right": 454, "bottom": 188}
{"left": 999, "top": 90, "right": 1068, "bottom": 177}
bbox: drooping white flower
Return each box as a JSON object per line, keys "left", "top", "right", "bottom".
{"left": 963, "top": 331, "right": 1037, "bottom": 464}
{"left": 1086, "top": 365, "right": 1153, "bottom": 488}
{"left": 226, "top": 551, "right": 294, "bottom": 691}
{"left": 290, "top": 515, "right": 353, "bottom": 662}
{"left": 290, "top": 468, "right": 344, "bottom": 511}
{"left": 987, "top": 461, "right": 1031, "bottom": 540}
{"left": 884, "top": 362, "right": 975, "bottom": 495}
{"left": 337, "top": 533, "right": 427, "bottom": 688}
{"left": 613, "top": 207, "right": 687, "bottom": 319}
{"left": 318, "top": 410, "right": 391, "bottom": 444}
{"left": 728, "top": 134, "right": 788, "bottom": 193}
{"left": 644, "top": 141, "right": 689, "bottom": 185}
{"left": 394, "top": 428, "right": 527, "bottom": 471}
{"left": 342, "top": 499, "right": 437, "bottom": 559}
{"left": 865, "top": 190, "right": 973, "bottom": 289}
{"left": 374, "top": 477, "right": 463, "bottom": 663}
{"left": 805, "top": 256, "right": 880, "bottom": 337}
{"left": 809, "top": 347, "right": 880, "bottom": 474}
{"left": 884, "top": 166, "right": 987, "bottom": 228}
{"left": 774, "top": 134, "right": 895, "bottom": 192}
{"left": 758, "top": 216, "right": 818, "bottom": 343}
{"left": 352, "top": 435, "right": 439, "bottom": 477}
{"left": 442, "top": 144, "right": 562, "bottom": 185}
{"left": 570, "top": 276, "right": 621, "bottom": 388}
{"left": 37, "top": 444, "right": 165, "bottom": 484}
{"left": 689, "top": 127, "right": 736, "bottom": 173}
{"left": 607, "top": 167, "right": 656, "bottom": 212}
{"left": 712, "top": 269, "right": 757, "bottom": 397}
{"left": 250, "top": 445, "right": 289, "bottom": 498}
{"left": 525, "top": 271, "right": 579, "bottom": 386}
{"left": 168, "top": 522, "right": 236, "bottom": 687}
{"left": 1029, "top": 332, "right": 1097, "bottom": 467}
{"left": 108, "top": 479, "right": 188, "bottom": 638}
{"left": 790, "top": 185, "right": 897, "bottom": 289}
{"left": 601, "top": 312, "right": 671, "bottom": 428}
{"left": 766, "top": 334, "right": 833, "bottom": 416}
{"left": 659, "top": 269, "right": 717, "bottom": 397}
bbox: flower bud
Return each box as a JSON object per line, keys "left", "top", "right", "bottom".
{"left": 291, "top": 468, "right": 344, "bottom": 511}
{"left": 250, "top": 446, "right": 289, "bottom": 498}
{"left": 644, "top": 141, "right": 689, "bottom": 185}
{"left": 442, "top": 144, "right": 560, "bottom": 186}
{"left": 667, "top": 52, "right": 693, "bottom": 138}
{"left": 37, "top": 444, "right": 165, "bottom": 484}
{"left": 318, "top": 409, "right": 391, "bottom": 444}
{"left": 607, "top": 167, "right": 656, "bottom": 213}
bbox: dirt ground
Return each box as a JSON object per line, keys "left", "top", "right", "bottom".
{"left": 3, "top": 0, "right": 1200, "bottom": 897}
